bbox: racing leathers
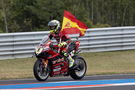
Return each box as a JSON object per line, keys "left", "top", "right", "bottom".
{"left": 49, "top": 30, "right": 74, "bottom": 68}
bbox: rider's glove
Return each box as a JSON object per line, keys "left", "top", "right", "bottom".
{"left": 58, "top": 42, "right": 67, "bottom": 47}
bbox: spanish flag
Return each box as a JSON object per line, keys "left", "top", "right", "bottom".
{"left": 61, "top": 10, "right": 88, "bottom": 37}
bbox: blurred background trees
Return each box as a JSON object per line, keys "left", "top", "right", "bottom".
{"left": 0, "top": 0, "right": 135, "bottom": 33}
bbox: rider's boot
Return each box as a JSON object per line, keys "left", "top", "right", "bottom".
{"left": 68, "top": 55, "right": 74, "bottom": 68}
{"left": 63, "top": 52, "right": 74, "bottom": 68}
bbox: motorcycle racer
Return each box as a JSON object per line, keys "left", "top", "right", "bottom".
{"left": 47, "top": 20, "right": 74, "bottom": 68}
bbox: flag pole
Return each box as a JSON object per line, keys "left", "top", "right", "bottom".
{"left": 58, "top": 10, "right": 65, "bottom": 53}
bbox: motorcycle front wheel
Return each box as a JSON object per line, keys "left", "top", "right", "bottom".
{"left": 33, "top": 59, "right": 50, "bottom": 81}
{"left": 70, "top": 56, "right": 87, "bottom": 80}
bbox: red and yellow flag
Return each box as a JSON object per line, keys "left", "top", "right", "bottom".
{"left": 61, "top": 10, "right": 88, "bottom": 37}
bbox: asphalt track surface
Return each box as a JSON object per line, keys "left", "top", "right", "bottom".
{"left": 0, "top": 74, "right": 135, "bottom": 90}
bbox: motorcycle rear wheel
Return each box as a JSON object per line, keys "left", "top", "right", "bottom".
{"left": 70, "top": 56, "right": 87, "bottom": 80}
{"left": 33, "top": 59, "right": 50, "bottom": 81}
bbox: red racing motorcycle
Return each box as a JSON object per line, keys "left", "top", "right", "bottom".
{"left": 33, "top": 38, "right": 87, "bottom": 81}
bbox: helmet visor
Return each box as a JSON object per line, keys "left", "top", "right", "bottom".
{"left": 49, "top": 26, "right": 56, "bottom": 30}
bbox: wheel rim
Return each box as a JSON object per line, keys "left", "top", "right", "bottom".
{"left": 37, "top": 63, "right": 49, "bottom": 79}
{"left": 75, "top": 59, "right": 86, "bottom": 77}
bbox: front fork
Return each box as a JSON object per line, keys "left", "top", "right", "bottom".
{"left": 39, "top": 58, "right": 48, "bottom": 68}
{"left": 39, "top": 58, "right": 50, "bottom": 75}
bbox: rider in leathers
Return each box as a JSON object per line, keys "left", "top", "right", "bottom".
{"left": 47, "top": 20, "right": 74, "bottom": 68}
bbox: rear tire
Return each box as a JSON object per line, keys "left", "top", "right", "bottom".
{"left": 33, "top": 59, "right": 50, "bottom": 81}
{"left": 70, "top": 56, "right": 87, "bottom": 80}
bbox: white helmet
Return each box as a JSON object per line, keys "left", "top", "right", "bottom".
{"left": 48, "top": 20, "right": 60, "bottom": 32}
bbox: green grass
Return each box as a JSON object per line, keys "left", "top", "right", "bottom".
{"left": 83, "top": 50, "right": 135, "bottom": 75}
{"left": 1, "top": 50, "right": 135, "bottom": 80}
{"left": 0, "top": 58, "right": 36, "bottom": 80}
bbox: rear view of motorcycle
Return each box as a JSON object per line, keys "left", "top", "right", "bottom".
{"left": 33, "top": 38, "right": 87, "bottom": 81}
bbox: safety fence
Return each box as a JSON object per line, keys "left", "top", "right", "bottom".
{"left": 0, "top": 26, "right": 135, "bottom": 60}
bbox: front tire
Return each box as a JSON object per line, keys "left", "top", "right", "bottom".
{"left": 33, "top": 59, "right": 50, "bottom": 81}
{"left": 70, "top": 56, "right": 87, "bottom": 80}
